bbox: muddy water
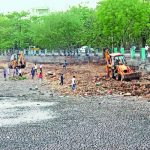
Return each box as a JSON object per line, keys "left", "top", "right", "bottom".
{"left": 0, "top": 97, "right": 57, "bottom": 127}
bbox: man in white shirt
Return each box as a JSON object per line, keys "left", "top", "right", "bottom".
{"left": 40, "top": 64, "right": 43, "bottom": 72}
{"left": 71, "top": 76, "right": 76, "bottom": 91}
{"left": 34, "top": 63, "right": 37, "bottom": 74}
{"left": 145, "top": 44, "right": 149, "bottom": 58}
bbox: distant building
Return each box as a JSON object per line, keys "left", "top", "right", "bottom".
{"left": 30, "top": 7, "right": 50, "bottom": 16}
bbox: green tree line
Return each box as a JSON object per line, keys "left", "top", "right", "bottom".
{"left": 0, "top": 0, "right": 150, "bottom": 52}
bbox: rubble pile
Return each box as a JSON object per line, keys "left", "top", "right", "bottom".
{"left": 0, "top": 61, "right": 149, "bottom": 99}
{"left": 45, "top": 63, "right": 150, "bottom": 99}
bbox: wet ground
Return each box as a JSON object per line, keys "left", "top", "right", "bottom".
{"left": 0, "top": 72, "right": 150, "bottom": 150}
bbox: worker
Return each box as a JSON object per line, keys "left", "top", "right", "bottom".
{"left": 13, "top": 68, "right": 16, "bottom": 77}
{"left": 12, "top": 58, "right": 17, "bottom": 69}
{"left": 3, "top": 68, "right": 7, "bottom": 81}
{"left": 7, "top": 67, "right": 10, "bottom": 77}
{"left": 40, "top": 64, "right": 43, "bottom": 72}
{"left": 18, "top": 68, "right": 22, "bottom": 77}
{"left": 34, "top": 63, "right": 38, "bottom": 74}
{"left": 63, "top": 60, "right": 68, "bottom": 70}
{"left": 15, "top": 67, "right": 19, "bottom": 75}
{"left": 38, "top": 70, "right": 43, "bottom": 84}
{"left": 145, "top": 44, "right": 149, "bottom": 58}
{"left": 71, "top": 76, "right": 76, "bottom": 91}
{"left": 31, "top": 67, "right": 35, "bottom": 79}
{"left": 60, "top": 74, "right": 64, "bottom": 85}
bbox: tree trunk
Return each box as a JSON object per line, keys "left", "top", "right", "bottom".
{"left": 142, "top": 35, "right": 146, "bottom": 47}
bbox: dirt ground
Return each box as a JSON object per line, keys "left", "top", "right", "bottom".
{"left": 42, "top": 63, "right": 150, "bottom": 99}
{"left": 0, "top": 61, "right": 150, "bottom": 99}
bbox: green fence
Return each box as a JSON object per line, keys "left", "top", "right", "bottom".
{"left": 141, "top": 48, "right": 146, "bottom": 60}
{"left": 120, "top": 47, "right": 125, "bottom": 54}
{"left": 131, "top": 47, "right": 135, "bottom": 59}
{"left": 114, "top": 47, "right": 118, "bottom": 53}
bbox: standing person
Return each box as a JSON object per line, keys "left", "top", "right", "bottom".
{"left": 38, "top": 71, "right": 43, "bottom": 84}
{"left": 7, "top": 67, "right": 10, "bottom": 79}
{"left": 63, "top": 60, "right": 68, "bottom": 70}
{"left": 3, "top": 68, "right": 7, "bottom": 81}
{"left": 60, "top": 74, "right": 64, "bottom": 85}
{"left": 15, "top": 67, "right": 19, "bottom": 75}
{"left": 34, "top": 63, "right": 38, "bottom": 75}
{"left": 40, "top": 64, "right": 43, "bottom": 72}
{"left": 71, "top": 76, "right": 76, "bottom": 91}
{"left": 18, "top": 68, "right": 22, "bottom": 77}
{"left": 31, "top": 67, "right": 35, "bottom": 79}
{"left": 145, "top": 44, "right": 149, "bottom": 58}
{"left": 13, "top": 68, "right": 16, "bottom": 77}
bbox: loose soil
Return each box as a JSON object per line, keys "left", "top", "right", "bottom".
{"left": 0, "top": 61, "right": 150, "bottom": 99}
{"left": 43, "top": 63, "right": 150, "bottom": 99}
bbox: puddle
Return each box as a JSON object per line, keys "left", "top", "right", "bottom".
{"left": 0, "top": 97, "right": 57, "bottom": 127}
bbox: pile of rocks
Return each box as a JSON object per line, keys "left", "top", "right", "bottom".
{"left": 45, "top": 64, "right": 150, "bottom": 99}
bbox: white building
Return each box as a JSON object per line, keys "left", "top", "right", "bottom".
{"left": 30, "top": 7, "right": 50, "bottom": 16}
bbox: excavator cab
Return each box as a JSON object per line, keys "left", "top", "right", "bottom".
{"left": 113, "top": 55, "right": 126, "bottom": 66}
{"left": 106, "top": 53, "right": 141, "bottom": 81}
{"left": 110, "top": 53, "right": 141, "bottom": 81}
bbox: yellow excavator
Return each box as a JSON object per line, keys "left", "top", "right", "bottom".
{"left": 9, "top": 51, "right": 26, "bottom": 69}
{"left": 104, "top": 49, "right": 141, "bottom": 81}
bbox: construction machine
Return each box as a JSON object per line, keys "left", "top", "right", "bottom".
{"left": 9, "top": 51, "right": 26, "bottom": 69}
{"left": 104, "top": 49, "right": 141, "bottom": 81}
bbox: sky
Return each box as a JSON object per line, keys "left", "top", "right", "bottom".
{"left": 0, "top": 0, "right": 100, "bottom": 13}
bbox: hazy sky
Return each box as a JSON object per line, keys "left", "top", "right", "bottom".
{"left": 0, "top": 0, "right": 100, "bottom": 13}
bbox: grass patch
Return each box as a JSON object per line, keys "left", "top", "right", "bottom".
{"left": 9, "top": 76, "right": 27, "bottom": 81}
{"left": 18, "top": 76, "right": 27, "bottom": 80}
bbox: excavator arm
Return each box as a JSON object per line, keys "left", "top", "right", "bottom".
{"left": 104, "top": 49, "right": 113, "bottom": 77}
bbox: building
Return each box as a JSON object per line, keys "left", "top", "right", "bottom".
{"left": 30, "top": 7, "right": 50, "bottom": 16}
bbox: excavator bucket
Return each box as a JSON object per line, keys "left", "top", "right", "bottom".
{"left": 123, "top": 72, "right": 141, "bottom": 80}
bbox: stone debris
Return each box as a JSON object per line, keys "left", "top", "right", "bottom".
{"left": 44, "top": 63, "right": 150, "bottom": 99}
{"left": 123, "top": 93, "right": 132, "bottom": 96}
{"left": 1, "top": 61, "right": 149, "bottom": 99}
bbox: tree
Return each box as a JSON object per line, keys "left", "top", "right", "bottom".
{"left": 6, "top": 11, "right": 31, "bottom": 49}
{"left": 31, "top": 6, "right": 94, "bottom": 51}
{"left": 96, "top": 0, "right": 150, "bottom": 48}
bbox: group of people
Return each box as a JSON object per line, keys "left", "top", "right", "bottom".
{"left": 60, "top": 60, "right": 76, "bottom": 91}
{"left": 13, "top": 67, "right": 22, "bottom": 77}
{"left": 2, "top": 60, "right": 77, "bottom": 91}
{"left": 31, "top": 63, "right": 43, "bottom": 83}
{"left": 60, "top": 74, "right": 76, "bottom": 91}
{"left": 3, "top": 66, "right": 22, "bottom": 80}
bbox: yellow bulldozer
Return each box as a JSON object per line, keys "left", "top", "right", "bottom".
{"left": 104, "top": 49, "right": 141, "bottom": 81}
{"left": 9, "top": 51, "right": 26, "bottom": 69}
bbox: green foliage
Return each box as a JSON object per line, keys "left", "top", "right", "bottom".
{"left": 0, "top": 1, "right": 150, "bottom": 52}
{"left": 31, "top": 6, "right": 95, "bottom": 50}
{"left": 96, "top": 0, "right": 150, "bottom": 48}
{"left": 0, "top": 11, "right": 31, "bottom": 50}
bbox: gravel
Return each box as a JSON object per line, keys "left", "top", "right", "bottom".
{"left": 0, "top": 73, "right": 150, "bottom": 150}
